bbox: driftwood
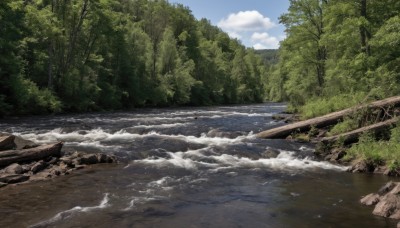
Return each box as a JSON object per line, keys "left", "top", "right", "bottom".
{"left": 257, "top": 96, "right": 400, "bottom": 139}
{"left": 0, "top": 142, "right": 63, "bottom": 168}
{"left": 317, "top": 117, "right": 400, "bottom": 145}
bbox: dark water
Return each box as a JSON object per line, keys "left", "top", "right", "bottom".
{"left": 0, "top": 104, "right": 397, "bottom": 228}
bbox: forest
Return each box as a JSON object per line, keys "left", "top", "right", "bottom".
{"left": 0, "top": 0, "right": 267, "bottom": 116}
{"left": 266, "top": 0, "right": 400, "bottom": 117}
{"left": 266, "top": 0, "right": 400, "bottom": 172}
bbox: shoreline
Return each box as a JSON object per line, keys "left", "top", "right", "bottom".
{"left": 0, "top": 133, "right": 117, "bottom": 189}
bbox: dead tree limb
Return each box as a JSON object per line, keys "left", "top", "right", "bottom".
{"left": 257, "top": 96, "right": 400, "bottom": 139}
{"left": 0, "top": 142, "right": 63, "bottom": 168}
{"left": 316, "top": 117, "right": 399, "bottom": 145}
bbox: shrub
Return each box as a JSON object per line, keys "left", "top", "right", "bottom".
{"left": 299, "top": 93, "right": 367, "bottom": 119}
{"left": 11, "top": 76, "right": 62, "bottom": 114}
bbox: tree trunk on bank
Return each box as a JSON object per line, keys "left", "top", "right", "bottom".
{"left": 257, "top": 96, "right": 400, "bottom": 139}
{"left": 317, "top": 117, "right": 399, "bottom": 145}
{"left": 0, "top": 142, "right": 63, "bottom": 168}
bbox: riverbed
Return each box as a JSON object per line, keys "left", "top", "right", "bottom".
{"left": 0, "top": 103, "right": 396, "bottom": 227}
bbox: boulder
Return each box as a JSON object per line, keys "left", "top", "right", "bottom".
{"left": 348, "top": 160, "right": 374, "bottom": 173}
{"left": 31, "top": 161, "right": 47, "bottom": 174}
{"left": 384, "top": 169, "right": 400, "bottom": 177}
{"left": 329, "top": 149, "right": 346, "bottom": 161}
{"left": 13, "top": 136, "right": 37, "bottom": 150}
{"left": 378, "top": 182, "right": 396, "bottom": 195}
{"left": 97, "top": 153, "right": 108, "bottom": 163}
{"left": 4, "top": 163, "right": 23, "bottom": 174}
{"left": 0, "top": 135, "right": 15, "bottom": 151}
{"left": 96, "top": 153, "right": 115, "bottom": 163}
{"left": 373, "top": 194, "right": 400, "bottom": 218}
{"left": 360, "top": 193, "right": 380, "bottom": 206}
{"left": 363, "top": 182, "right": 400, "bottom": 220}
{"left": 80, "top": 154, "right": 98, "bottom": 165}
{"left": 390, "top": 184, "right": 400, "bottom": 195}
{"left": 0, "top": 182, "right": 7, "bottom": 188}
{"left": 373, "top": 166, "right": 387, "bottom": 174}
{"left": 60, "top": 156, "right": 74, "bottom": 166}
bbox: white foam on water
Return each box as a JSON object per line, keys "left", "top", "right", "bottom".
{"left": 147, "top": 176, "right": 173, "bottom": 187}
{"left": 67, "top": 141, "right": 122, "bottom": 150}
{"left": 138, "top": 152, "right": 207, "bottom": 169}
{"left": 129, "top": 122, "right": 189, "bottom": 129}
{"left": 135, "top": 149, "right": 347, "bottom": 172}
{"left": 16, "top": 128, "right": 254, "bottom": 149}
{"left": 210, "top": 150, "right": 347, "bottom": 171}
{"left": 29, "top": 193, "right": 110, "bottom": 228}
{"left": 122, "top": 196, "right": 162, "bottom": 211}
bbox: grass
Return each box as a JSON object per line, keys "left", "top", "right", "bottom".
{"left": 299, "top": 93, "right": 368, "bottom": 119}
{"left": 345, "top": 126, "right": 400, "bottom": 171}
{"left": 328, "top": 118, "right": 359, "bottom": 135}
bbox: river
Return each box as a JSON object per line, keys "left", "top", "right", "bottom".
{"left": 0, "top": 103, "right": 396, "bottom": 227}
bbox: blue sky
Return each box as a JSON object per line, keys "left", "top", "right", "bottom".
{"left": 169, "top": 0, "right": 290, "bottom": 49}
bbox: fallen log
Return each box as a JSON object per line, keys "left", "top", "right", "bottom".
{"left": 257, "top": 96, "right": 400, "bottom": 139}
{"left": 316, "top": 117, "right": 399, "bottom": 145}
{"left": 0, "top": 142, "right": 63, "bottom": 168}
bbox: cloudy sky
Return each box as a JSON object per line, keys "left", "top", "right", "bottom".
{"left": 169, "top": 0, "right": 290, "bottom": 49}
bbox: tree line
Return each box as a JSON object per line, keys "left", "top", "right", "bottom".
{"left": 0, "top": 0, "right": 267, "bottom": 116}
{"left": 266, "top": 0, "right": 400, "bottom": 114}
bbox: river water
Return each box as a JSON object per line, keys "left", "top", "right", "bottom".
{"left": 0, "top": 103, "right": 397, "bottom": 227}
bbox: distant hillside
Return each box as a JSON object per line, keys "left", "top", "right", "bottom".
{"left": 255, "top": 49, "right": 279, "bottom": 66}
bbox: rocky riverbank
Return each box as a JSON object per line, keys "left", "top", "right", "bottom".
{"left": 361, "top": 182, "right": 400, "bottom": 227}
{"left": 262, "top": 97, "right": 400, "bottom": 178}
{"left": 268, "top": 115, "right": 400, "bottom": 177}
{"left": 0, "top": 133, "right": 116, "bottom": 189}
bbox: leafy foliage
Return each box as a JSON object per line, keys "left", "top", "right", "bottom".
{"left": 267, "top": 0, "right": 400, "bottom": 111}
{"left": 0, "top": 0, "right": 267, "bottom": 115}
{"left": 346, "top": 126, "right": 400, "bottom": 170}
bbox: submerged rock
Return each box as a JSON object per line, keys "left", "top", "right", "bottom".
{"left": 261, "top": 149, "right": 280, "bottom": 159}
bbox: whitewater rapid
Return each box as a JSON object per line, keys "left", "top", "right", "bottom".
{"left": 0, "top": 103, "right": 359, "bottom": 228}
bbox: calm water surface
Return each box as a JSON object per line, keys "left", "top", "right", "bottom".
{"left": 0, "top": 103, "right": 397, "bottom": 227}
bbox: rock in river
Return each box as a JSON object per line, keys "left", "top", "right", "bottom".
{"left": 361, "top": 182, "right": 400, "bottom": 220}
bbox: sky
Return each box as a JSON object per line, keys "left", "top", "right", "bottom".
{"left": 168, "top": 0, "right": 290, "bottom": 49}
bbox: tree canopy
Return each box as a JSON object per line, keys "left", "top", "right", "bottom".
{"left": 0, "top": 0, "right": 268, "bottom": 116}
{"left": 266, "top": 0, "right": 400, "bottom": 114}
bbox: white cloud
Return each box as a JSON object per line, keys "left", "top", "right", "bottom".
{"left": 253, "top": 43, "right": 267, "bottom": 50}
{"left": 251, "top": 32, "right": 280, "bottom": 49}
{"left": 218, "top": 10, "right": 275, "bottom": 32}
{"left": 227, "top": 31, "right": 242, "bottom": 39}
